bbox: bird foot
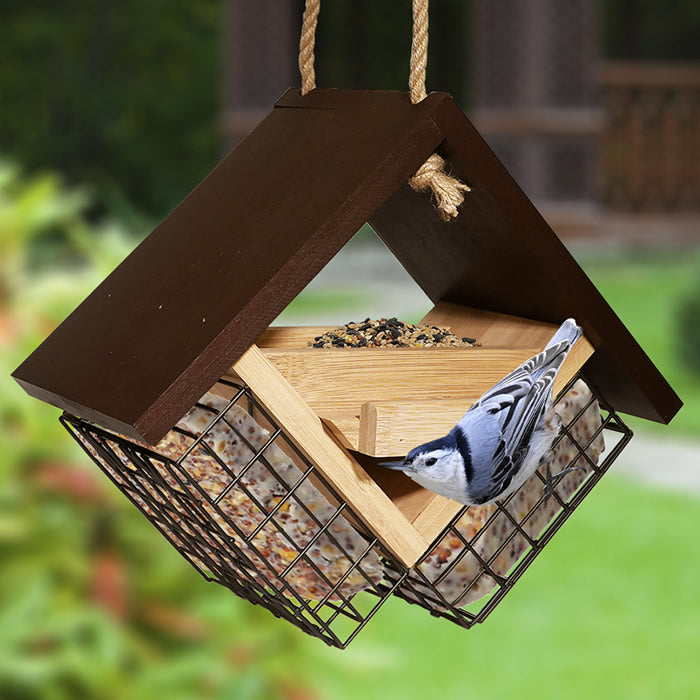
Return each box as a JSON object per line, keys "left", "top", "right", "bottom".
{"left": 543, "top": 464, "right": 584, "bottom": 505}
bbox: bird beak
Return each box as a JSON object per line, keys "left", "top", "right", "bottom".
{"left": 378, "top": 460, "right": 408, "bottom": 471}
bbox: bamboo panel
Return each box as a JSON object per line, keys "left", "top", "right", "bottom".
{"left": 232, "top": 344, "right": 429, "bottom": 567}
{"left": 358, "top": 397, "right": 477, "bottom": 457}
{"left": 319, "top": 412, "right": 360, "bottom": 451}
{"left": 320, "top": 409, "right": 467, "bottom": 544}
{"left": 353, "top": 459, "right": 462, "bottom": 543}
{"left": 256, "top": 326, "right": 335, "bottom": 349}
{"left": 410, "top": 495, "right": 464, "bottom": 543}
{"left": 421, "top": 302, "right": 594, "bottom": 396}
{"left": 258, "top": 346, "right": 540, "bottom": 414}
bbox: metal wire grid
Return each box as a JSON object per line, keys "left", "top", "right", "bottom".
{"left": 386, "top": 373, "right": 633, "bottom": 628}
{"left": 61, "top": 373, "right": 631, "bottom": 647}
{"left": 61, "top": 379, "right": 407, "bottom": 649}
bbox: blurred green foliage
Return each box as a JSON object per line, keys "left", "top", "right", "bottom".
{"left": 0, "top": 161, "right": 136, "bottom": 303}
{"left": 327, "top": 476, "right": 700, "bottom": 700}
{"left": 3, "top": 0, "right": 700, "bottom": 223}
{"left": 580, "top": 249, "right": 700, "bottom": 437}
{"left": 2, "top": 2, "right": 700, "bottom": 695}
{"left": 675, "top": 270, "right": 700, "bottom": 377}
{"left": 313, "top": 0, "right": 469, "bottom": 103}
{"left": 0, "top": 162, "right": 338, "bottom": 699}
{"left": 0, "top": 1, "right": 221, "bottom": 220}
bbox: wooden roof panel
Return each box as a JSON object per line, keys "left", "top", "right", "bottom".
{"left": 13, "top": 90, "right": 448, "bottom": 443}
{"left": 13, "top": 88, "right": 681, "bottom": 443}
{"left": 370, "top": 96, "right": 681, "bottom": 423}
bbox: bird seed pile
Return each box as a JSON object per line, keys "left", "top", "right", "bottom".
{"left": 310, "top": 318, "right": 478, "bottom": 348}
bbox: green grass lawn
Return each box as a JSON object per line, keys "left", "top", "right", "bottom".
{"left": 276, "top": 247, "right": 700, "bottom": 699}
{"left": 298, "top": 473, "right": 700, "bottom": 700}
{"left": 163, "top": 250, "right": 700, "bottom": 699}
{"left": 232, "top": 246, "right": 700, "bottom": 696}
{"left": 579, "top": 248, "right": 700, "bottom": 437}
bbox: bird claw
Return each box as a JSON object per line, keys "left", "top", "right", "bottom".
{"left": 543, "top": 464, "right": 584, "bottom": 505}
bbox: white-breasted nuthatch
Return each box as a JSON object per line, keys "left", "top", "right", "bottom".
{"left": 379, "top": 318, "right": 583, "bottom": 505}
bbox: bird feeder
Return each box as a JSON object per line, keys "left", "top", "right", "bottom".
{"left": 13, "top": 88, "right": 680, "bottom": 649}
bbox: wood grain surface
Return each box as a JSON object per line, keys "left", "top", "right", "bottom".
{"left": 258, "top": 346, "right": 540, "bottom": 413}
{"left": 13, "top": 90, "right": 447, "bottom": 443}
{"left": 13, "top": 88, "right": 681, "bottom": 445}
{"left": 421, "top": 303, "right": 595, "bottom": 397}
{"left": 231, "top": 344, "right": 429, "bottom": 567}
{"left": 370, "top": 97, "right": 681, "bottom": 424}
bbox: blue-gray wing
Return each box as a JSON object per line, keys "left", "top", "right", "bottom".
{"left": 460, "top": 344, "right": 568, "bottom": 502}
{"left": 476, "top": 369, "right": 556, "bottom": 501}
{"left": 456, "top": 320, "right": 581, "bottom": 503}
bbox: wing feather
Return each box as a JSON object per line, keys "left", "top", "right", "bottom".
{"left": 462, "top": 345, "right": 569, "bottom": 503}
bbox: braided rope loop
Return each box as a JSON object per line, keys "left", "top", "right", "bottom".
{"left": 298, "top": 0, "right": 469, "bottom": 220}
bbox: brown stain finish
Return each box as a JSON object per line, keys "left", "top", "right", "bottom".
{"left": 370, "top": 97, "right": 682, "bottom": 424}
{"left": 13, "top": 90, "right": 446, "bottom": 443}
{"left": 12, "top": 88, "right": 681, "bottom": 443}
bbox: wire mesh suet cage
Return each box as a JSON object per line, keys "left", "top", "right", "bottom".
{"left": 390, "top": 373, "right": 633, "bottom": 629}
{"left": 61, "top": 371, "right": 632, "bottom": 648}
{"left": 13, "top": 87, "right": 677, "bottom": 651}
{"left": 62, "top": 379, "right": 406, "bottom": 648}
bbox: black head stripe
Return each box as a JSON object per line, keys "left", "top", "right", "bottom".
{"left": 454, "top": 428, "right": 473, "bottom": 483}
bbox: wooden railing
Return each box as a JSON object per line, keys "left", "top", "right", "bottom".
{"left": 599, "top": 62, "right": 700, "bottom": 213}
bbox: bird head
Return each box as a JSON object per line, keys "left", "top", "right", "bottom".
{"left": 379, "top": 435, "right": 467, "bottom": 501}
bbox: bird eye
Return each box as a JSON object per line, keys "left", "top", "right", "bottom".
{"left": 425, "top": 457, "right": 437, "bottom": 467}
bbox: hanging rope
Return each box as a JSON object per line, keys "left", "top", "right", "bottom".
{"left": 409, "top": 0, "right": 428, "bottom": 104}
{"left": 299, "top": 0, "right": 320, "bottom": 97}
{"left": 298, "top": 0, "right": 470, "bottom": 221}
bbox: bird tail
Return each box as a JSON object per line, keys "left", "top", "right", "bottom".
{"left": 465, "top": 318, "right": 582, "bottom": 422}
{"left": 529, "top": 318, "right": 582, "bottom": 381}
{"left": 546, "top": 318, "right": 582, "bottom": 352}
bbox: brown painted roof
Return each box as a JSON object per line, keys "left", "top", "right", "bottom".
{"left": 13, "top": 89, "right": 681, "bottom": 443}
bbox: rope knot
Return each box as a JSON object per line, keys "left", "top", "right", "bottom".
{"left": 299, "top": 0, "right": 471, "bottom": 221}
{"left": 408, "top": 153, "right": 471, "bottom": 222}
